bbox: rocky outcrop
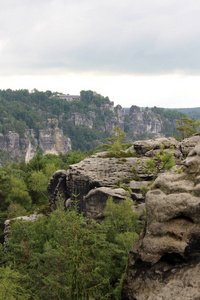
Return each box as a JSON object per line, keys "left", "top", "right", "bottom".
{"left": 68, "top": 112, "right": 95, "bottom": 128}
{"left": 122, "top": 138, "right": 200, "bottom": 300}
{"left": 48, "top": 136, "right": 186, "bottom": 219}
{"left": 66, "top": 103, "right": 165, "bottom": 139}
{"left": 0, "top": 120, "right": 71, "bottom": 164}
{"left": 128, "top": 106, "right": 164, "bottom": 138}
{"left": 48, "top": 151, "right": 152, "bottom": 219}
{"left": 38, "top": 128, "right": 71, "bottom": 156}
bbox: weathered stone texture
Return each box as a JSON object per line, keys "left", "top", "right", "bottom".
{"left": 48, "top": 152, "right": 152, "bottom": 218}
{"left": 0, "top": 123, "right": 71, "bottom": 163}
{"left": 122, "top": 138, "right": 200, "bottom": 300}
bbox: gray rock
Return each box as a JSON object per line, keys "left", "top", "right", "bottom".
{"left": 122, "top": 139, "right": 200, "bottom": 300}
{"left": 68, "top": 112, "right": 94, "bottom": 128}
{"left": 84, "top": 187, "right": 127, "bottom": 220}
{"left": 132, "top": 137, "right": 180, "bottom": 156}
{"left": 128, "top": 106, "right": 163, "bottom": 138}
{"left": 0, "top": 120, "right": 72, "bottom": 164}
{"left": 48, "top": 151, "right": 152, "bottom": 216}
{"left": 180, "top": 134, "right": 200, "bottom": 155}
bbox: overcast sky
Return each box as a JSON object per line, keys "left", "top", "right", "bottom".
{"left": 1, "top": 0, "right": 200, "bottom": 108}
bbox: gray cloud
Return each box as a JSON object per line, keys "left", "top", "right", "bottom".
{"left": 1, "top": 0, "right": 200, "bottom": 76}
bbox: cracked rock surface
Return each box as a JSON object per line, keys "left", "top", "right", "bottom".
{"left": 122, "top": 137, "right": 200, "bottom": 300}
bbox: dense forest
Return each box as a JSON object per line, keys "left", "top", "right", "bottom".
{"left": 173, "top": 107, "right": 200, "bottom": 122}
{"left": 0, "top": 150, "right": 142, "bottom": 299}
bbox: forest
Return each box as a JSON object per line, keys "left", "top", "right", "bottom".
{"left": 0, "top": 149, "right": 142, "bottom": 299}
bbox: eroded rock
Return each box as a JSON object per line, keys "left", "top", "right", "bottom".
{"left": 122, "top": 139, "right": 200, "bottom": 299}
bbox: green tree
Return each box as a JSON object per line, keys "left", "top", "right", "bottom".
{"left": 6, "top": 177, "right": 32, "bottom": 210}
{"left": 105, "top": 197, "right": 140, "bottom": 251}
{"left": 0, "top": 266, "right": 32, "bottom": 299}
{"left": 96, "top": 125, "right": 128, "bottom": 156}
{"left": 4, "top": 194, "right": 142, "bottom": 299}
{"left": 145, "top": 146, "right": 175, "bottom": 179}
{"left": 28, "top": 170, "right": 49, "bottom": 205}
{"left": 27, "top": 150, "right": 44, "bottom": 172}
{"left": 176, "top": 117, "right": 200, "bottom": 139}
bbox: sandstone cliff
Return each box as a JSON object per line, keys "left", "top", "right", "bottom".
{"left": 67, "top": 103, "right": 164, "bottom": 139}
{"left": 0, "top": 119, "right": 71, "bottom": 165}
{"left": 122, "top": 135, "right": 200, "bottom": 300}
{"left": 48, "top": 136, "right": 182, "bottom": 219}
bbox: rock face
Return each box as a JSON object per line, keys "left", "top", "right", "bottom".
{"left": 66, "top": 103, "right": 164, "bottom": 139}
{"left": 68, "top": 112, "right": 94, "bottom": 128}
{"left": 122, "top": 136, "right": 200, "bottom": 300}
{"left": 0, "top": 119, "right": 71, "bottom": 164}
{"left": 48, "top": 151, "right": 152, "bottom": 220}
{"left": 48, "top": 136, "right": 184, "bottom": 220}
{"left": 128, "top": 106, "right": 163, "bottom": 138}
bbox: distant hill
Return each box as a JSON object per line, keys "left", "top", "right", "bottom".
{"left": 172, "top": 107, "right": 200, "bottom": 121}
{"left": 0, "top": 89, "right": 193, "bottom": 164}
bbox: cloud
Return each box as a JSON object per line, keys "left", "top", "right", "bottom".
{"left": 1, "top": 0, "right": 200, "bottom": 76}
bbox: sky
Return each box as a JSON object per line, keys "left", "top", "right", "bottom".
{"left": 1, "top": 0, "right": 200, "bottom": 108}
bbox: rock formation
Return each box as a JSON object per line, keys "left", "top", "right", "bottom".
{"left": 48, "top": 136, "right": 183, "bottom": 220}
{"left": 68, "top": 112, "right": 95, "bottom": 128}
{"left": 122, "top": 135, "right": 200, "bottom": 300}
{"left": 48, "top": 134, "right": 200, "bottom": 299}
{"left": 128, "top": 106, "right": 163, "bottom": 138}
{"left": 0, "top": 119, "right": 71, "bottom": 164}
{"left": 66, "top": 103, "right": 164, "bottom": 139}
{"left": 48, "top": 151, "right": 151, "bottom": 220}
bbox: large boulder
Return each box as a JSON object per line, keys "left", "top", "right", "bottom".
{"left": 48, "top": 152, "right": 152, "bottom": 217}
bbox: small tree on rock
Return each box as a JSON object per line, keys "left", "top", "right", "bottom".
{"left": 176, "top": 117, "right": 200, "bottom": 139}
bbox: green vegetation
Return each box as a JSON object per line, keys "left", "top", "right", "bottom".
{"left": 0, "top": 147, "right": 143, "bottom": 299}
{"left": 0, "top": 89, "right": 197, "bottom": 160}
{"left": 174, "top": 107, "right": 200, "bottom": 121}
{"left": 151, "top": 106, "right": 187, "bottom": 137}
{"left": 0, "top": 89, "right": 112, "bottom": 153}
{"left": 140, "top": 186, "right": 148, "bottom": 195}
{"left": 0, "top": 150, "right": 88, "bottom": 243}
{"left": 176, "top": 117, "right": 200, "bottom": 139}
{"left": 0, "top": 186, "right": 141, "bottom": 299}
{"left": 96, "top": 126, "right": 134, "bottom": 158}
{"left": 145, "top": 146, "right": 175, "bottom": 180}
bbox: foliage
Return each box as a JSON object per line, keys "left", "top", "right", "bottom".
{"left": 174, "top": 107, "right": 200, "bottom": 121}
{"left": 0, "top": 89, "right": 197, "bottom": 158}
{"left": 176, "top": 117, "right": 200, "bottom": 139}
{"left": 6, "top": 177, "right": 32, "bottom": 210}
{"left": 1, "top": 195, "right": 142, "bottom": 299}
{"left": 0, "top": 150, "right": 89, "bottom": 243}
{"left": 0, "top": 89, "right": 114, "bottom": 154}
{"left": 140, "top": 186, "right": 148, "bottom": 195}
{"left": 151, "top": 106, "right": 187, "bottom": 137}
{"left": 96, "top": 126, "right": 133, "bottom": 157}
{"left": 0, "top": 266, "right": 32, "bottom": 299}
{"left": 145, "top": 146, "right": 175, "bottom": 179}
{"left": 105, "top": 197, "right": 140, "bottom": 249}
